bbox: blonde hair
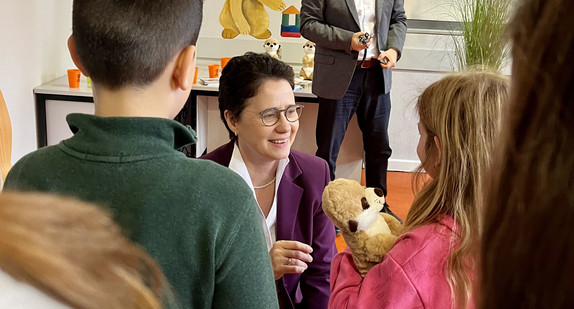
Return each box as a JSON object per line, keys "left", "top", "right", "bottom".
{"left": 0, "top": 192, "right": 169, "bottom": 309}
{"left": 406, "top": 70, "right": 509, "bottom": 308}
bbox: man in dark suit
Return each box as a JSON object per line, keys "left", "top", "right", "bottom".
{"left": 301, "top": 0, "right": 407, "bottom": 219}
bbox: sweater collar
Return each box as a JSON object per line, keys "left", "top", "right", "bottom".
{"left": 60, "top": 113, "right": 196, "bottom": 160}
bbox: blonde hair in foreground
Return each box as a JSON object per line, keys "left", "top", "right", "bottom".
{"left": 407, "top": 70, "right": 509, "bottom": 308}
{"left": 0, "top": 192, "right": 168, "bottom": 309}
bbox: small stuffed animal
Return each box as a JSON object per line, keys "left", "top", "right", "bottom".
{"left": 263, "top": 38, "right": 282, "bottom": 60}
{"left": 300, "top": 41, "right": 315, "bottom": 80}
{"left": 322, "top": 178, "right": 402, "bottom": 277}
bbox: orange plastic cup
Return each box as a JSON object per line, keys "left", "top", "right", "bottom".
{"left": 193, "top": 67, "right": 199, "bottom": 84}
{"left": 208, "top": 64, "right": 220, "bottom": 78}
{"left": 67, "top": 69, "right": 81, "bottom": 88}
{"left": 220, "top": 57, "right": 231, "bottom": 70}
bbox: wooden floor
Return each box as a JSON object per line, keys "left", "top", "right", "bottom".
{"left": 335, "top": 171, "right": 418, "bottom": 252}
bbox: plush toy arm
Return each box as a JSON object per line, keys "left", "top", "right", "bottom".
{"left": 302, "top": 55, "right": 314, "bottom": 67}
{"left": 380, "top": 212, "right": 402, "bottom": 236}
{"left": 364, "top": 233, "right": 398, "bottom": 262}
{"left": 349, "top": 233, "right": 398, "bottom": 277}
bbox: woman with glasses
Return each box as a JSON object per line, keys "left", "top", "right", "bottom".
{"left": 201, "top": 52, "right": 337, "bottom": 309}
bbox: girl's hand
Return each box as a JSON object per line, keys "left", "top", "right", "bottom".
{"left": 269, "top": 240, "right": 313, "bottom": 280}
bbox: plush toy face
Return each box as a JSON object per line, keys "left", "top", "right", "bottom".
{"left": 322, "top": 178, "right": 400, "bottom": 277}
{"left": 303, "top": 41, "right": 315, "bottom": 55}
{"left": 321, "top": 178, "right": 385, "bottom": 234}
{"left": 350, "top": 187, "right": 385, "bottom": 232}
{"left": 264, "top": 38, "right": 280, "bottom": 53}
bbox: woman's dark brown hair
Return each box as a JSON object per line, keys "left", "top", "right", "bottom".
{"left": 480, "top": 0, "right": 574, "bottom": 308}
{"left": 218, "top": 52, "right": 295, "bottom": 139}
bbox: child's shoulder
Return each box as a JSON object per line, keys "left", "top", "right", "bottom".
{"left": 389, "top": 216, "right": 455, "bottom": 266}
{"left": 9, "top": 145, "right": 61, "bottom": 173}
{"left": 173, "top": 157, "right": 254, "bottom": 195}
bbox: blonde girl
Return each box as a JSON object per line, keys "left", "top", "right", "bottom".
{"left": 329, "top": 70, "right": 508, "bottom": 309}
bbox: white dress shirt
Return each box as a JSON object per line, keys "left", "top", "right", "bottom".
{"left": 355, "top": 0, "right": 380, "bottom": 60}
{"left": 228, "top": 143, "right": 289, "bottom": 251}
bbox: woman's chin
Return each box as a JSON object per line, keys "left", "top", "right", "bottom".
{"left": 264, "top": 149, "right": 291, "bottom": 161}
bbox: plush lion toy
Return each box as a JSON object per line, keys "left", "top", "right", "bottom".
{"left": 322, "top": 178, "right": 402, "bottom": 276}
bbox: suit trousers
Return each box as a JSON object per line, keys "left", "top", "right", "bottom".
{"left": 315, "top": 65, "right": 392, "bottom": 195}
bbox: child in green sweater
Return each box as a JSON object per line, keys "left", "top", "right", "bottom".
{"left": 4, "top": 1, "right": 278, "bottom": 308}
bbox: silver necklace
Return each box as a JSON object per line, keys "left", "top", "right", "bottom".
{"left": 253, "top": 176, "right": 276, "bottom": 189}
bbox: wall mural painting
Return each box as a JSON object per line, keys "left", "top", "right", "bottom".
{"left": 219, "top": 0, "right": 286, "bottom": 39}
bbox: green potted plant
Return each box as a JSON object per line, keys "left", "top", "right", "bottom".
{"left": 451, "top": 0, "right": 514, "bottom": 71}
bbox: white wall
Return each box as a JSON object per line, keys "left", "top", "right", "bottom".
{"left": 0, "top": 0, "right": 74, "bottom": 162}
{"left": 404, "top": 0, "right": 459, "bottom": 21}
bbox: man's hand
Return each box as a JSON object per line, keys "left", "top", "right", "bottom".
{"left": 379, "top": 48, "right": 398, "bottom": 69}
{"left": 351, "top": 32, "right": 371, "bottom": 52}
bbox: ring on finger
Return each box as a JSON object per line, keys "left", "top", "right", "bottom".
{"left": 288, "top": 258, "right": 293, "bottom": 265}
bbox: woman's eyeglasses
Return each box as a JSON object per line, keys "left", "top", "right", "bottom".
{"left": 259, "top": 105, "right": 304, "bottom": 126}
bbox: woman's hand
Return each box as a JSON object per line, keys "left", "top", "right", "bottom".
{"left": 270, "top": 240, "right": 313, "bottom": 280}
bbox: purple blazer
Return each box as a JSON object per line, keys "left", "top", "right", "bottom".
{"left": 201, "top": 141, "right": 337, "bottom": 309}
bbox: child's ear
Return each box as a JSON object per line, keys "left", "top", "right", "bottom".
{"left": 433, "top": 136, "right": 442, "bottom": 168}
{"left": 173, "top": 45, "right": 196, "bottom": 90}
{"left": 67, "top": 35, "right": 89, "bottom": 76}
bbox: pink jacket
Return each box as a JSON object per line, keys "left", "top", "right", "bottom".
{"left": 330, "top": 216, "right": 467, "bottom": 309}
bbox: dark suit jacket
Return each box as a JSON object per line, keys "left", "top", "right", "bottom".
{"left": 201, "top": 141, "right": 337, "bottom": 309}
{"left": 300, "top": 0, "right": 407, "bottom": 98}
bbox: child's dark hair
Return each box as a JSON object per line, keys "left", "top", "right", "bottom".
{"left": 218, "top": 52, "right": 295, "bottom": 139}
{"left": 72, "top": 0, "right": 203, "bottom": 90}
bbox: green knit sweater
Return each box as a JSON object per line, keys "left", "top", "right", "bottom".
{"left": 5, "top": 114, "right": 278, "bottom": 309}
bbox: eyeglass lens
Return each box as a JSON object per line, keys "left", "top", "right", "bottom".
{"left": 261, "top": 105, "right": 303, "bottom": 126}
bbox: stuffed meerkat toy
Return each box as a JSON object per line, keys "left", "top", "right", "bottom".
{"left": 263, "top": 38, "right": 282, "bottom": 60}
{"left": 322, "top": 178, "right": 402, "bottom": 276}
{"left": 300, "top": 41, "right": 315, "bottom": 80}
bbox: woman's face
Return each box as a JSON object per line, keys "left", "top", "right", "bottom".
{"left": 231, "top": 79, "right": 298, "bottom": 164}
{"left": 417, "top": 122, "right": 439, "bottom": 179}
